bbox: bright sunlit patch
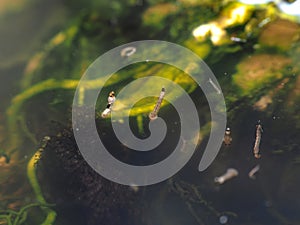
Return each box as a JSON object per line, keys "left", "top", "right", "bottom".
{"left": 225, "top": 5, "right": 249, "bottom": 25}
{"left": 192, "top": 22, "right": 227, "bottom": 45}
{"left": 192, "top": 24, "right": 211, "bottom": 40}
{"left": 231, "top": 5, "right": 247, "bottom": 22}
{"left": 239, "top": 0, "right": 300, "bottom": 20}
{"left": 210, "top": 24, "right": 227, "bottom": 45}
{"left": 278, "top": 0, "right": 300, "bottom": 16}
{"left": 238, "top": 0, "right": 272, "bottom": 4}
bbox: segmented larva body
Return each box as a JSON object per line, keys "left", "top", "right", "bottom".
{"left": 149, "top": 87, "right": 165, "bottom": 120}
{"left": 223, "top": 127, "right": 232, "bottom": 145}
{"left": 214, "top": 168, "right": 238, "bottom": 184}
{"left": 248, "top": 164, "right": 260, "bottom": 179}
{"left": 253, "top": 124, "right": 263, "bottom": 158}
{"left": 101, "top": 91, "right": 116, "bottom": 118}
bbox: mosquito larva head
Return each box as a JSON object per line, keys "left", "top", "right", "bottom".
{"left": 225, "top": 127, "right": 231, "bottom": 135}
{"left": 109, "top": 91, "right": 115, "bottom": 97}
{"left": 149, "top": 112, "right": 157, "bottom": 120}
{"left": 214, "top": 177, "right": 225, "bottom": 184}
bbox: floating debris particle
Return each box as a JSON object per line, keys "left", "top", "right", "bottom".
{"left": 129, "top": 184, "right": 139, "bottom": 193}
{"left": 215, "top": 168, "right": 238, "bottom": 184}
{"left": 258, "top": 17, "right": 271, "bottom": 27}
{"left": 149, "top": 87, "right": 165, "bottom": 120}
{"left": 248, "top": 164, "right": 260, "bottom": 179}
{"left": 230, "top": 36, "right": 247, "bottom": 43}
{"left": 120, "top": 46, "right": 136, "bottom": 57}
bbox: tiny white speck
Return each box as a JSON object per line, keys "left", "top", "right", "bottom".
{"left": 76, "top": 128, "right": 79, "bottom": 131}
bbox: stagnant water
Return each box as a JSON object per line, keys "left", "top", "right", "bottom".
{"left": 1, "top": 1, "right": 300, "bottom": 225}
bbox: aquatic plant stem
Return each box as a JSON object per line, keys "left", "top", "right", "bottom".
{"left": 0, "top": 215, "right": 12, "bottom": 225}
{"left": 0, "top": 203, "right": 55, "bottom": 225}
{"left": 27, "top": 150, "right": 56, "bottom": 225}
{"left": 6, "top": 72, "right": 195, "bottom": 155}
{"left": 6, "top": 79, "right": 75, "bottom": 155}
{"left": 6, "top": 77, "right": 106, "bottom": 155}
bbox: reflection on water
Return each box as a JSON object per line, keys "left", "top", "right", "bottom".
{"left": 0, "top": 0, "right": 300, "bottom": 225}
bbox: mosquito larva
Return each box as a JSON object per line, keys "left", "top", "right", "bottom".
{"left": 223, "top": 127, "right": 232, "bottom": 145}
{"left": 149, "top": 87, "right": 165, "bottom": 120}
{"left": 214, "top": 168, "right": 238, "bottom": 184}
{"left": 101, "top": 91, "right": 116, "bottom": 118}
{"left": 248, "top": 164, "right": 260, "bottom": 179}
{"left": 253, "top": 123, "right": 263, "bottom": 158}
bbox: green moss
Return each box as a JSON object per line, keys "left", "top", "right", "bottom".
{"left": 232, "top": 53, "right": 292, "bottom": 95}
{"left": 258, "top": 18, "right": 300, "bottom": 51}
{"left": 142, "top": 3, "right": 179, "bottom": 29}
{"left": 220, "top": 2, "right": 254, "bottom": 27}
{"left": 27, "top": 148, "right": 56, "bottom": 225}
{"left": 183, "top": 39, "right": 211, "bottom": 59}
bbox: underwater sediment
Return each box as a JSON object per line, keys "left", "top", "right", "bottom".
{"left": 38, "top": 116, "right": 146, "bottom": 225}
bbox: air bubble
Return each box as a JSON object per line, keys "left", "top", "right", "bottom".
{"left": 219, "top": 215, "right": 228, "bottom": 224}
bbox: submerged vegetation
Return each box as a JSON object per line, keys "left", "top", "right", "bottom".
{"left": 0, "top": 0, "right": 300, "bottom": 224}
{"left": 0, "top": 137, "right": 55, "bottom": 225}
